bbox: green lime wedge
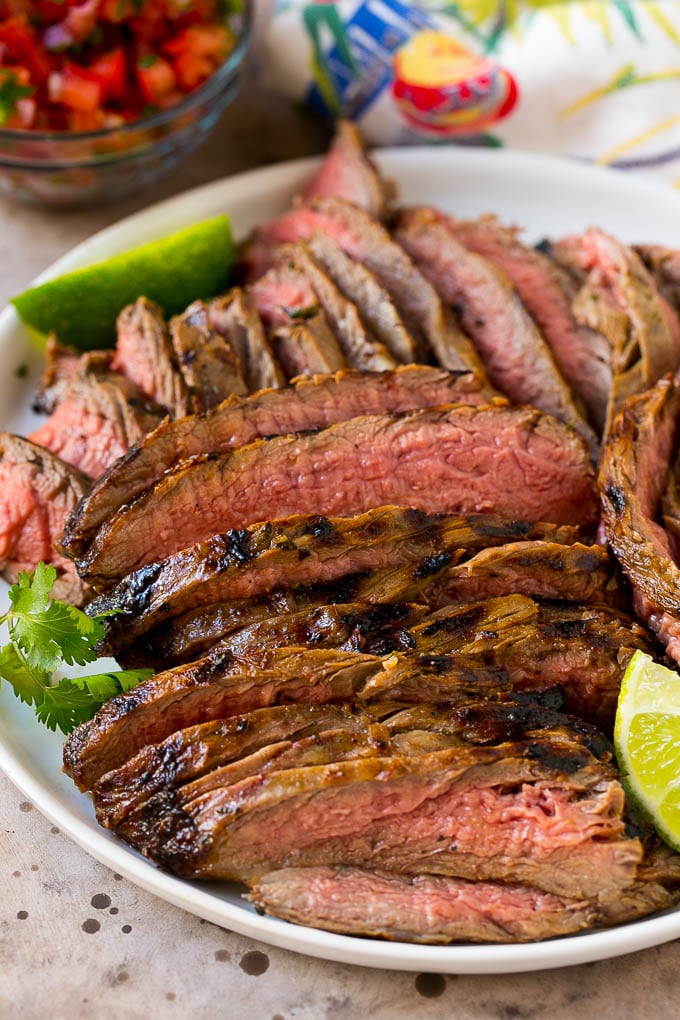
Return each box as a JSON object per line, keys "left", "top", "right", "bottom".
{"left": 614, "top": 649, "right": 680, "bottom": 851}
{"left": 11, "top": 214, "right": 234, "bottom": 350}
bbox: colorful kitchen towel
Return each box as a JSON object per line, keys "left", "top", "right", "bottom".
{"left": 259, "top": 1, "right": 680, "bottom": 186}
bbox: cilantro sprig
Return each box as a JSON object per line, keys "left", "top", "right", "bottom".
{"left": 0, "top": 563, "right": 152, "bottom": 734}
{"left": 0, "top": 70, "right": 35, "bottom": 127}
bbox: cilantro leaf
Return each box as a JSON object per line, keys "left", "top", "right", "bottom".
{"left": 0, "top": 70, "right": 35, "bottom": 127}
{"left": 0, "top": 563, "right": 152, "bottom": 734}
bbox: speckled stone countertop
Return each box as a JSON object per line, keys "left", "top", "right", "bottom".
{"left": 2, "top": 76, "right": 680, "bottom": 1020}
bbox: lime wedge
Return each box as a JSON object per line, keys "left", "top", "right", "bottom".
{"left": 11, "top": 214, "right": 234, "bottom": 351}
{"left": 614, "top": 649, "right": 680, "bottom": 851}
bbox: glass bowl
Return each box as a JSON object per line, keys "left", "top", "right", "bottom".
{"left": 0, "top": 3, "right": 252, "bottom": 209}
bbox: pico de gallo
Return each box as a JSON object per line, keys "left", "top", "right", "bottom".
{"left": 0, "top": 1, "right": 239, "bottom": 132}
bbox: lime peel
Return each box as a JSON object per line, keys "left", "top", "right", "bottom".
{"left": 614, "top": 649, "right": 680, "bottom": 851}
{"left": 11, "top": 214, "right": 234, "bottom": 351}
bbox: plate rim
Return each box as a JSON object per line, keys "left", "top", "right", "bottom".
{"left": 3, "top": 145, "right": 680, "bottom": 973}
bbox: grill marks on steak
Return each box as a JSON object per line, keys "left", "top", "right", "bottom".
{"left": 61, "top": 365, "right": 483, "bottom": 561}
{"left": 0, "top": 434, "right": 89, "bottom": 604}
{"left": 111, "top": 297, "right": 190, "bottom": 418}
{"left": 106, "top": 534, "right": 622, "bottom": 667}
{"left": 74, "top": 404, "right": 598, "bottom": 587}
{"left": 63, "top": 593, "right": 643, "bottom": 790}
{"left": 394, "top": 207, "right": 597, "bottom": 454}
{"left": 249, "top": 865, "right": 677, "bottom": 944}
{"left": 90, "top": 508, "right": 579, "bottom": 653}
{"left": 600, "top": 376, "right": 680, "bottom": 662}
{"left": 449, "top": 215, "right": 612, "bottom": 433}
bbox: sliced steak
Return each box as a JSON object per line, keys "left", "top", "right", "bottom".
{"left": 64, "top": 593, "right": 638, "bottom": 789}
{"left": 28, "top": 371, "right": 164, "bottom": 479}
{"left": 63, "top": 642, "right": 514, "bottom": 790}
{"left": 124, "top": 737, "right": 637, "bottom": 900}
{"left": 111, "top": 297, "right": 190, "bottom": 417}
{"left": 113, "top": 537, "right": 622, "bottom": 667}
{"left": 306, "top": 233, "right": 419, "bottom": 363}
{"left": 551, "top": 230, "right": 679, "bottom": 433}
{"left": 400, "top": 598, "right": 652, "bottom": 727}
{"left": 93, "top": 702, "right": 389, "bottom": 832}
{"left": 246, "top": 197, "right": 485, "bottom": 374}
{"left": 169, "top": 301, "right": 248, "bottom": 410}
{"left": 249, "top": 866, "right": 677, "bottom": 944}
{"left": 93, "top": 698, "right": 611, "bottom": 837}
{"left": 76, "top": 404, "right": 598, "bottom": 588}
{"left": 301, "top": 119, "right": 393, "bottom": 220}
{"left": 270, "top": 314, "right": 347, "bottom": 378}
{"left": 32, "top": 335, "right": 82, "bottom": 415}
{"left": 0, "top": 434, "right": 89, "bottom": 604}
{"left": 276, "top": 245, "right": 399, "bottom": 371}
{"left": 600, "top": 376, "right": 680, "bottom": 662}
{"left": 61, "top": 365, "right": 491, "bottom": 559}
{"left": 394, "top": 207, "right": 597, "bottom": 454}
{"left": 207, "top": 289, "right": 285, "bottom": 392}
{"left": 450, "top": 215, "right": 611, "bottom": 432}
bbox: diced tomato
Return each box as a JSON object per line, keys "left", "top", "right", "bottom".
{"left": 0, "top": 1, "right": 236, "bottom": 131}
{"left": 135, "top": 53, "right": 176, "bottom": 105}
{"left": 163, "top": 24, "right": 230, "bottom": 89}
{"left": 0, "top": 14, "right": 53, "bottom": 84}
{"left": 89, "top": 47, "right": 126, "bottom": 102}
{"left": 52, "top": 61, "right": 102, "bottom": 113}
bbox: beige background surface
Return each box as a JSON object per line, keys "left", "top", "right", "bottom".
{"left": 1, "top": 75, "right": 680, "bottom": 1020}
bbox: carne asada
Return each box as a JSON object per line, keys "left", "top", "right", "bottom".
{"left": 600, "top": 376, "right": 680, "bottom": 663}
{"left": 0, "top": 434, "right": 89, "bottom": 604}
{"left": 61, "top": 365, "right": 486, "bottom": 560}
{"left": 207, "top": 290, "right": 285, "bottom": 392}
{"left": 394, "top": 207, "right": 597, "bottom": 454}
{"left": 111, "top": 297, "right": 190, "bottom": 418}
{"left": 301, "top": 119, "right": 393, "bottom": 220}
{"left": 75, "top": 403, "right": 598, "bottom": 588}
{"left": 169, "top": 301, "right": 248, "bottom": 410}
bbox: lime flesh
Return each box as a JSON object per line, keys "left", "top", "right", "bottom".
{"left": 11, "top": 214, "right": 234, "bottom": 351}
{"left": 614, "top": 650, "right": 680, "bottom": 851}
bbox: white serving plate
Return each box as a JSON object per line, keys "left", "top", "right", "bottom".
{"left": 2, "top": 148, "right": 680, "bottom": 974}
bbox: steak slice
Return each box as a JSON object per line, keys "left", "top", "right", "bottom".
{"left": 93, "top": 698, "right": 611, "bottom": 837}
{"left": 551, "top": 230, "right": 679, "bottom": 433}
{"left": 0, "top": 434, "right": 89, "bottom": 604}
{"left": 111, "top": 297, "right": 190, "bottom": 417}
{"left": 249, "top": 866, "right": 677, "bottom": 944}
{"left": 63, "top": 593, "right": 638, "bottom": 789}
{"left": 91, "top": 509, "right": 578, "bottom": 655}
{"left": 301, "top": 119, "right": 392, "bottom": 220}
{"left": 246, "top": 197, "right": 485, "bottom": 374}
{"left": 275, "top": 245, "right": 399, "bottom": 371}
{"left": 600, "top": 376, "right": 680, "bottom": 662}
{"left": 63, "top": 642, "right": 514, "bottom": 790}
{"left": 28, "top": 370, "right": 164, "bottom": 479}
{"left": 450, "top": 215, "right": 612, "bottom": 433}
{"left": 636, "top": 244, "right": 680, "bottom": 315}
{"left": 93, "top": 702, "right": 391, "bottom": 832}
{"left": 270, "top": 314, "right": 347, "bottom": 378}
{"left": 399, "top": 599, "right": 652, "bottom": 727}
{"left": 32, "top": 335, "right": 82, "bottom": 414}
{"left": 207, "top": 289, "right": 285, "bottom": 392}
{"left": 306, "top": 233, "right": 419, "bottom": 363}
{"left": 61, "top": 364, "right": 487, "bottom": 560}
{"left": 113, "top": 537, "right": 622, "bottom": 667}
{"left": 127, "top": 738, "right": 638, "bottom": 900}
{"left": 394, "top": 207, "right": 597, "bottom": 454}
{"left": 76, "top": 404, "right": 598, "bottom": 587}
{"left": 169, "top": 301, "right": 248, "bottom": 410}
